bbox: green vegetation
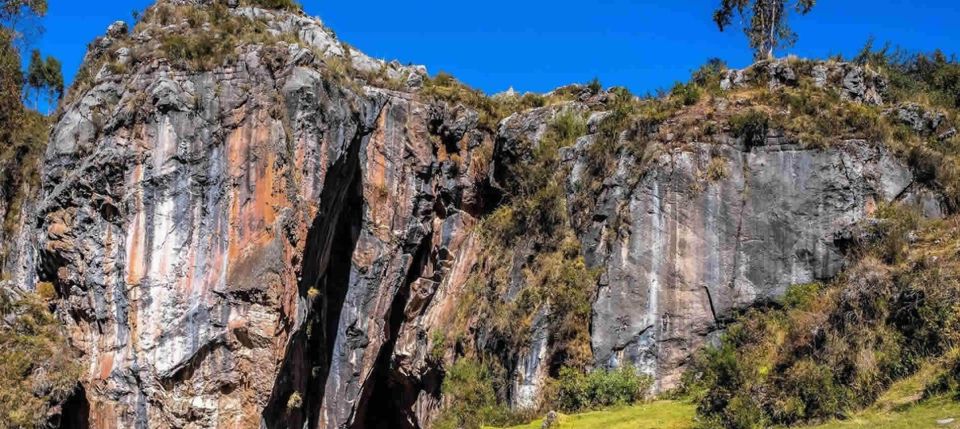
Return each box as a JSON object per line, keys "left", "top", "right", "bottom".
{"left": 683, "top": 208, "right": 960, "bottom": 428}
{"left": 713, "top": 0, "right": 817, "bottom": 59}
{"left": 434, "top": 358, "right": 531, "bottom": 429}
{"left": 69, "top": 1, "right": 305, "bottom": 103}
{"left": 0, "top": 289, "right": 83, "bottom": 427}
{"left": 0, "top": 0, "right": 56, "bottom": 268}
{"left": 436, "top": 109, "right": 637, "bottom": 427}
{"left": 421, "top": 72, "right": 551, "bottom": 131}
{"left": 499, "top": 400, "right": 696, "bottom": 429}
{"left": 245, "top": 0, "right": 302, "bottom": 11}
{"left": 152, "top": 3, "right": 284, "bottom": 70}
{"left": 551, "top": 366, "right": 653, "bottom": 413}
{"left": 452, "top": 110, "right": 597, "bottom": 370}
{"left": 0, "top": 110, "right": 48, "bottom": 254}
{"left": 25, "top": 49, "right": 63, "bottom": 113}
{"left": 729, "top": 109, "right": 770, "bottom": 148}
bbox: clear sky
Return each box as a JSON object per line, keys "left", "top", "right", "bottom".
{"left": 28, "top": 0, "right": 960, "bottom": 96}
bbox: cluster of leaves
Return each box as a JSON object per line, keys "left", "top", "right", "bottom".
{"left": 433, "top": 358, "right": 532, "bottom": 429}
{"left": 729, "top": 109, "right": 770, "bottom": 148}
{"left": 24, "top": 49, "right": 62, "bottom": 112}
{"left": 713, "top": 0, "right": 817, "bottom": 60}
{"left": 0, "top": 0, "right": 57, "bottom": 268}
{"left": 684, "top": 206, "right": 960, "bottom": 428}
{"left": 0, "top": 288, "right": 83, "bottom": 427}
{"left": 549, "top": 366, "right": 653, "bottom": 413}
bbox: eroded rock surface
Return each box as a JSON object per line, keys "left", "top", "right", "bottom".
{"left": 7, "top": 2, "right": 949, "bottom": 428}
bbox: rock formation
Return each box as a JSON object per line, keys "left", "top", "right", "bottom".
{"left": 1, "top": 1, "right": 948, "bottom": 428}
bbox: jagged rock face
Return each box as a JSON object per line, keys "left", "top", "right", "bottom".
{"left": 33, "top": 5, "right": 487, "bottom": 428}
{"left": 16, "top": 4, "right": 949, "bottom": 428}
{"left": 570, "top": 136, "right": 927, "bottom": 389}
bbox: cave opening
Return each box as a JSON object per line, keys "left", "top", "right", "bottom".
{"left": 58, "top": 383, "right": 90, "bottom": 429}
{"left": 350, "top": 235, "right": 433, "bottom": 429}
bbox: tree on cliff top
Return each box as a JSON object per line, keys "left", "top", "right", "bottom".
{"left": 25, "top": 48, "right": 62, "bottom": 112}
{"left": 713, "top": 0, "right": 817, "bottom": 60}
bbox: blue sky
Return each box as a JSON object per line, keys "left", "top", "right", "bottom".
{"left": 28, "top": 0, "right": 960, "bottom": 96}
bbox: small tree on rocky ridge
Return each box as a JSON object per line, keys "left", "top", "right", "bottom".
{"left": 714, "top": 0, "right": 817, "bottom": 60}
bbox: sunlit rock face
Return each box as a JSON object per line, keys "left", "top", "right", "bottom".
{"left": 33, "top": 3, "right": 489, "bottom": 428}
{"left": 18, "top": 3, "right": 948, "bottom": 428}
{"left": 571, "top": 137, "right": 925, "bottom": 389}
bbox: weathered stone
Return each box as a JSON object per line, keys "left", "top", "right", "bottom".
{"left": 8, "top": 2, "right": 948, "bottom": 428}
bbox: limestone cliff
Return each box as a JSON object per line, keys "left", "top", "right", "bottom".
{"left": 4, "top": 1, "right": 950, "bottom": 428}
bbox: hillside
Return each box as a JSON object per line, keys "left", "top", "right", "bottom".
{"left": 0, "top": 0, "right": 959, "bottom": 428}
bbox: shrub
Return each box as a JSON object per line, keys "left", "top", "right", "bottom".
{"left": 729, "top": 110, "right": 769, "bottom": 149}
{"left": 587, "top": 77, "right": 603, "bottom": 94}
{"left": 686, "top": 211, "right": 960, "bottom": 428}
{"left": 0, "top": 289, "right": 83, "bottom": 427}
{"left": 551, "top": 366, "right": 653, "bottom": 413}
{"left": 433, "top": 358, "right": 524, "bottom": 429}
{"left": 704, "top": 157, "right": 729, "bottom": 181}
{"left": 693, "top": 58, "right": 728, "bottom": 93}
{"left": 246, "top": 0, "right": 302, "bottom": 11}
{"left": 671, "top": 82, "right": 702, "bottom": 106}
{"left": 286, "top": 392, "right": 302, "bottom": 410}
{"left": 781, "top": 283, "right": 822, "bottom": 310}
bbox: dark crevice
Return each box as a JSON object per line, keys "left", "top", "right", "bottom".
{"left": 703, "top": 286, "right": 720, "bottom": 326}
{"left": 351, "top": 234, "right": 433, "bottom": 429}
{"left": 57, "top": 383, "right": 90, "bottom": 429}
{"left": 261, "top": 120, "right": 367, "bottom": 429}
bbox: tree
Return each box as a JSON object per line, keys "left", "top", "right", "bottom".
{"left": 24, "top": 49, "right": 61, "bottom": 113}
{"left": 0, "top": 0, "right": 46, "bottom": 132}
{"left": 713, "top": 0, "right": 816, "bottom": 60}
{"left": 25, "top": 48, "right": 40, "bottom": 107}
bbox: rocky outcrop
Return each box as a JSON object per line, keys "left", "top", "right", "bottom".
{"left": 8, "top": 2, "right": 950, "bottom": 428}
{"left": 31, "top": 3, "right": 486, "bottom": 428}
{"left": 570, "top": 135, "right": 930, "bottom": 388}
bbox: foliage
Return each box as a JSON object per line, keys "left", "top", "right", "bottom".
{"left": 0, "top": 288, "right": 82, "bottom": 427}
{"left": 550, "top": 366, "right": 653, "bottom": 413}
{"left": 671, "top": 82, "right": 702, "bottom": 106}
{"left": 433, "top": 357, "right": 529, "bottom": 429}
{"left": 24, "top": 48, "right": 62, "bottom": 111}
{"left": 729, "top": 109, "right": 770, "bottom": 148}
{"left": 0, "top": 92, "right": 48, "bottom": 267}
{"left": 713, "top": 0, "right": 817, "bottom": 59}
{"left": 692, "top": 58, "right": 728, "bottom": 93}
{"left": 286, "top": 392, "right": 302, "bottom": 410}
{"left": 153, "top": 3, "right": 277, "bottom": 71}
{"left": 684, "top": 210, "right": 960, "bottom": 428}
{"left": 245, "top": 0, "right": 301, "bottom": 11}
{"left": 441, "top": 111, "right": 602, "bottom": 424}
{"left": 421, "top": 72, "right": 551, "bottom": 132}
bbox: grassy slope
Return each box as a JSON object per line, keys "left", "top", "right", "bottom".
{"left": 496, "top": 400, "right": 695, "bottom": 429}
{"left": 499, "top": 361, "right": 960, "bottom": 429}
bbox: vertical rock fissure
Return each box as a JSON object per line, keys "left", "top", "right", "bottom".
{"left": 57, "top": 384, "right": 90, "bottom": 429}
{"left": 262, "top": 121, "right": 367, "bottom": 429}
{"left": 350, "top": 233, "right": 434, "bottom": 429}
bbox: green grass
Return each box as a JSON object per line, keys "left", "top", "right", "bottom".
{"left": 809, "top": 359, "right": 960, "bottom": 429}
{"left": 493, "top": 364, "right": 960, "bottom": 429}
{"left": 808, "top": 398, "right": 960, "bottom": 429}
{"left": 494, "top": 400, "right": 695, "bottom": 429}
{"left": 494, "top": 398, "right": 960, "bottom": 429}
